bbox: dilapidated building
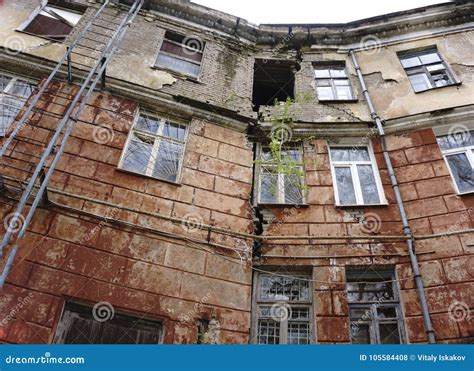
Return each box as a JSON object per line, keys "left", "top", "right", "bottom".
{"left": 0, "top": 0, "right": 472, "bottom": 344}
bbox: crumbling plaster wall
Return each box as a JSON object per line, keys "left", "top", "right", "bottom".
{"left": 355, "top": 32, "right": 474, "bottom": 120}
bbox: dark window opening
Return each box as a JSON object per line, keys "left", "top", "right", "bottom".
{"left": 252, "top": 59, "right": 295, "bottom": 112}
{"left": 54, "top": 302, "right": 163, "bottom": 344}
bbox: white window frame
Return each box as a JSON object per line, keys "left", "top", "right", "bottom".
{"left": 329, "top": 141, "right": 386, "bottom": 206}
{"left": 118, "top": 110, "right": 189, "bottom": 184}
{"left": 254, "top": 144, "right": 306, "bottom": 205}
{"left": 434, "top": 124, "right": 474, "bottom": 195}
{"left": 251, "top": 272, "right": 313, "bottom": 344}
{"left": 314, "top": 65, "right": 355, "bottom": 101}
{"left": 0, "top": 73, "right": 35, "bottom": 136}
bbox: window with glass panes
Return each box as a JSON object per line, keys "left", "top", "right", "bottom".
{"left": 119, "top": 112, "right": 187, "bottom": 182}
{"left": 329, "top": 146, "right": 385, "bottom": 206}
{"left": 346, "top": 268, "right": 404, "bottom": 344}
{"left": 253, "top": 273, "right": 312, "bottom": 344}
{"left": 155, "top": 31, "right": 204, "bottom": 78}
{"left": 436, "top": 130, "right": 474, "bottom": 194}
{"left": 0, "top": 74, "right": 35, "bottom": 136}
{"left": 314, "top": 66, "right": 354, "bottom": 101}
{"left": 399, "top": 49, "right": 455, "bottom": 92}
{"left": 256, "top": 146, "right": 305, "bottom": 205}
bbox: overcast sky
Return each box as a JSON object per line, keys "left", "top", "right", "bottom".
{"left": 191, "top": 0, "right": 450, "bottom": 24}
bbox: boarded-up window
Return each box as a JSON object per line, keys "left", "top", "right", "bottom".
{"left": 54, "top": 302, "right": 164, "bottom": 344}
{"left": 23, "top": 5, "right": 82, "bottom": 41}
{"left": 155, "top": 31, "right": 205, "bottom": 78}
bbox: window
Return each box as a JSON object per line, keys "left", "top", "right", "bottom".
{"left": 22, "top": 5, "right": 82, "bottom": 41}
{"left": 0, "top": 74, "right": 35, "bottom": 136}
{"left": 253, "top": 273, "right": 312, "bottom": 344}
{"left": 329, "top": 145, "right": 385, "bottom": 206}
{"left": 119, "top": 112, "right": 188, "bottom": 183}
{"left": 155, "top": 31, "right": 205, "bottom": 78}
{"left": 436, "top": 130, "right": 474, "bottom": 194}
{"left": 54, "top": 302, "right": 163, "bottom": 344}
{"left": 255, "top": 145, "right": 305, "bottom": 205}
{"left": 346, "top": 268, "right": 404, "bottom": 344}
{"left": 314, "top": 66, "right": 354, "bottom": 101}
{"left": 252, "top": 59, "right": 296, "bottom": 111}
{"left": 399, "top": 48, "right": 456, "bottom": 92}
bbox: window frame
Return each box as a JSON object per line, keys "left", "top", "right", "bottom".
{"left": 18, "top": 2, "right": 83, "bottom": 42}
{"left": 398, "top": 48, "right": 459, "bottom": 93}
{"left": 53, "top": 301, "right": 164, "bottom": 344}
{"left": 0, "top": 73, "right": 35, "bottom": 136}
{"left": 435, "top": 127, "right": 474, "bottom": 195}
{"left": 254, "top": 143, "right": 306, "bottom": 206}
{"left": 346, "top": 269, "right": 406, "bottom": 344}
{"left": 313, "top": 65, "right": 356, "bottom": 102}
{"left": 328, "top": 142, "right": 387, "bottom": 207}
{"left": 251, "top": 271, "right": 313, "bottom": 344}
{"left": 117, "top": 110, "right": 189, "bottom": 184}
{"left": 154, "top": 30, "right": 206, "bottom": 80}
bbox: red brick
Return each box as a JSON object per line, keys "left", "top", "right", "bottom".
{"left": 442, "top": 256, "right": 473, "bottom": 283}
{"left": 217, "top": 143, "right": 253, "bottom": 167}
{"left": 186, "top": 134, "right": 219, "bottom": 157}
{"left": 415, "top": 176, "right": 455, "bottom": 198}
{"left": 396, "top": 163, "right": 435, "bottom": 183}
{"left": 404, "top": 144, "right": 443, "bottom": 164}
{"left": 198, "top": 155, "right": 252, "bottom": 183}
{"left": 203, "top": 123, "right": 247, "bottom": 147}
{"left": 194, "top": 189, "right": 248, "bottom": 217}
{"left": 181, "top": 168, "right": 214, "bottom": 190}
{"left": 214, "top": 176, "right": 251, "bottom": 199}
{"left": 316, "top": 317, "right": 349, "bottom": 342}
{"left": 405, "top": 197, "right": 448, "bottom": 219}
{"left": 386, "top": 132, "right": 424, "bottom": 151}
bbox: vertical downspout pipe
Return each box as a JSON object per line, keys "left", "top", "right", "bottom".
{"left": 349, "top": 50, "right": 436, "bottom": 344}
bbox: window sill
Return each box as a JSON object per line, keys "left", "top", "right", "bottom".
{"left": 335, "top": 203, "right": 388, "bottom": 208}
{"left": 151, "top": 65, "right": 203, "bottom": 84}
{"left": 257, "top": 203, "right": 309, "bottom": 208}
{"left": 413, "top": 81, "right": 462, "bottom": 94}
{"left": 116, "top": 167, "right": 182, "bottom": 186}
{"left": 456, "top": 190, "right": 474, "bottom": 196}
{"left": 318, "top": 98, "right": 359, "bottom": 103}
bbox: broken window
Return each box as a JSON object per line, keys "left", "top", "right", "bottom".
{"left": 53, "top": 302, "right": 163, "bottom": 344}
{"left": 155, "top": 31, "right": 205, "bottom": 78}
{"left": 22, "top": 5, "right": 82, "bottom": 41}
{"left": 252, "top": 59, "right": 295, "bottom": 112}
{"left": 255, "top": 145, "right": 305, "bottom": 205}
{"left": 253, "top": 273, "right": 312, "bottom": 344}
{"left": 346, "top": 268, "right": 404, "bottom": 344}
{"left": 436, "top": 130, "right": 474, "bottom": 194}
{"left": 329, "top": 145, "right": 385, "bottom": 206}
{"left": 119, "top": 112, "right": 187, "bottom": 183}
{"left": 0, "top": 74, "right": 35, "bottom": 136}
{"left": 399, "top": 48, "right": 456, "bottom": 92}
{"left": 314, "top": 65, "right": 354, "bottom": 101}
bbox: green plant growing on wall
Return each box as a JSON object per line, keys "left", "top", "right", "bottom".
{"left": 255, "top": 96, "right": 310, "bottom": 203}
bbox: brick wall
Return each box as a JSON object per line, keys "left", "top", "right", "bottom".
{"left": 258, "top": 128, "right": 473, "bottom": 344}
{"left": 0, "top": 80, "right": 254, "bottom": 344}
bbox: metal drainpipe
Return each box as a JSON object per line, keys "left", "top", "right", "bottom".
{"left": 349, "top": 50, "right": 436, "bottom": 344}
